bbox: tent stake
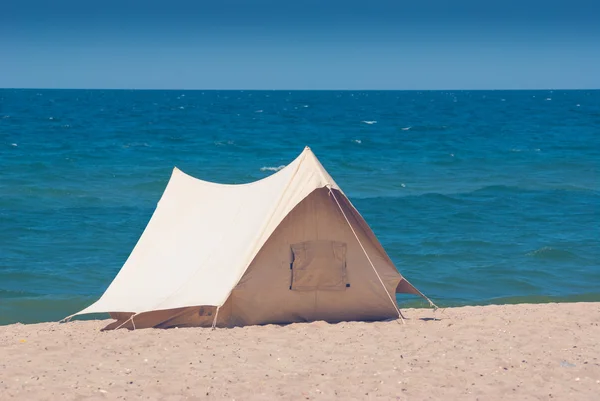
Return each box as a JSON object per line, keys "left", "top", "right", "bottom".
{"left": 211, "top": 307, "right": 220, "bottom": 330}
{"left": 114, "top": 313, "right": 138, "bottom": 330}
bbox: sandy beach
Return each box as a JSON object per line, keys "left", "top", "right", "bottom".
{"left": 1, "top": 302, "right": 599, "bottom": 400}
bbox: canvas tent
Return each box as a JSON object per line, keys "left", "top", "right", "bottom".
{"left": 65, "top": 147, "right": 433, "bottom": 329}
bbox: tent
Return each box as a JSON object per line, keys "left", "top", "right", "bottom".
{"left": 65, "top": 147, "right": 433, "bottom": 329}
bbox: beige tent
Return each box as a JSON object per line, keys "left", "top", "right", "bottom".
{"left": 65, "top": 147, "right": 433, "bottom": 329}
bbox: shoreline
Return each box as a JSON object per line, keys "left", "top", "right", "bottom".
{"left": 3, "top": 294, "right": 600, "bottom": 327}
{"left": 1, "top": 302, "right": 599, "bottom": 400}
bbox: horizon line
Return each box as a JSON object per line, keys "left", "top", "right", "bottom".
{"left": 2, "top": 87, "right": 599, "bottom": 91}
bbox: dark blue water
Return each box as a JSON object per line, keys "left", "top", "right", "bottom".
{"left": 1, "top": 89, "right": 599, "bottom": 325}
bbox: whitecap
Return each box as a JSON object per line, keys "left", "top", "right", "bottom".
{"left": 49, "top": 117, "right": 54, "bottom": 120}
{"left": 179, "top": 106, "right": 185, "bottom": 109}
{"left": 11, "top": 143, "right": 17, "bottom": 147}
{"left": 362, "top": 120, "right": 377, "bottom": 125}
{"left": 401, "top": 183, "right": 406, "bottom": 188}
{"left": 124, "top": 142, "right": 151, "bottom": 148}
{"left": 545, "top": 98, "right": 552, "bottom": 101}
{"left": 303, "top": 105, "right": 309, "bottom": 108}
{"left": 352, "top": 139, "right": 362, "bottom": 144}
{"left": 401, "top": 126, "right": 411, "bottom": 131}
{"left": 214, "top": 140, "right": 235, "bottom": 146}
{"left": 260, "top": 165, "right": 286, "bottom": 172}
{"left": 576, "top": 104, "right": 581, "bottom": 107}
{"left": 255, "top": 110, "right": 263, "bottom": 113}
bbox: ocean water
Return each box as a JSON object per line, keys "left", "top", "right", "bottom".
{"left": 1, "top": 89, "right": 599, "bottom": 325}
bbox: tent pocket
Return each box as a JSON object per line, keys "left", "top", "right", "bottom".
{"left": 290, "top": 240, "right": 348, "bottom": 291}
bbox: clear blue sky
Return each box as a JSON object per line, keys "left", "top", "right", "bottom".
{"left": 1, "top": 0, "right": 599, "bottom": 89}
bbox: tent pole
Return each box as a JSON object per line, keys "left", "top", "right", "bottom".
{"left": 328, "top": 187, "right": 406, "bottom": 324}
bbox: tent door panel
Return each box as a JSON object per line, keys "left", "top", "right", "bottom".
{"left": 290, "top": 240, "right": 348, "bottom": 291}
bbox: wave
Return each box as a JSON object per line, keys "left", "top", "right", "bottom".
{"left": 260, "top": 165, "right": 286, "bottom": 172}
{"left": 0, "top": 289, "right": 42, "bottom": 299}
{"left": 214, "top": 140, "right": 235, "bottom": 146}
{"left": 526, "top": 246, "right": 581, "bottom": 260}
{"left": 123, "top": 142, "right": 151, "bottom": 148}
{"left": 347, "top": 184, "right": 600, "bottom": 202}
{"left": 510, "top": 148, "right": 541, "bottom": 153}
{"left": 469, "top": 184, "right": 600, "bottom": 197}
{"left": 398, "top": 125, "right": 449, "bottom": 132}
{"left": 476, "top": 293, "right": 600, "bottom": 306}
{"left": 352, "top": 191, "right": 466, "bottom": 202}
{"left": 420, "top": 239, "right": 497, "bottom": 249}
{"left": 399, "top": 293, "right": 600, "bottom": 309}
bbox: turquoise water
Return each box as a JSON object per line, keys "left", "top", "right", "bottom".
{"left": 1, "top": 89, "right": 599, "bottom": 325}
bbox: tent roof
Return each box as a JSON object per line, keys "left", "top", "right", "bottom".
{"left": 73, "top": 147, "right": 344, "bottom": 317}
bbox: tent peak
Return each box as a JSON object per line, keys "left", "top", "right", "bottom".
{"left": 302, "top": 146, "right": 316, "bottom": 156}
{"left": 163, "top": 148, "right": 339, "bottom": 193}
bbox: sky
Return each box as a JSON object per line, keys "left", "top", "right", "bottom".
{"left": 1, "top": 0, "right": 599, "bottom": 89}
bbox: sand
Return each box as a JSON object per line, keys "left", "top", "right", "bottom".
{"left": 1, "top": 302, "right": 599, "bottom": 401}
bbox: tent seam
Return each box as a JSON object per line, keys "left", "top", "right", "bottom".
{"left": 214, "top": 149, "right": 310, "bottom": 311}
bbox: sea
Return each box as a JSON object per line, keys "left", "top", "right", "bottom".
{"left": 1, "top": 89, "right": 599, "bottom": 325}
